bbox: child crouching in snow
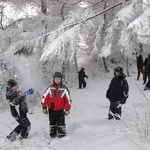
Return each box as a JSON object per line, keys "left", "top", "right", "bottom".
{"left": 41, "top": 72, "right": 71, "bottom": 138}
{"left": 106, "top": 67, "right": 129, "bottom": 120}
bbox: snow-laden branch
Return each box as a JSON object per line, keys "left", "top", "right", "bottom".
{"left": 101, "top": 0, "right": 149, "bottom": 58}
{"left": 40, "top": 26, "right": 78, "bottom": 62}
{"left": 127, "top": 9, "right": 150, "bottom": 43}
{"left": 61, "top": 1, "right": 123, "bottom": 29}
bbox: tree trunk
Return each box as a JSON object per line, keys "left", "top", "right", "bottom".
{"left": 41, "top": 0, "right": 48, "bottom": 43}
{"left": 60, "top": 3, "right": 65, "bottom": 21}
{"left": 139, "top": 43, "right": 143, "bottom": 56}
{"left": 0, "top": 6, "right": 4, "bottom": 30}
{"left": 41, "top": 0, "right": 47, "bottom": 14}
{"left": 74, "top": 47, "right": 78, "bottom": 73}
{"left": 101, "top": 0, "right": 109, "bottom": 72}
{"left": 126, "top": 57, "right": 130, "bottom": 77}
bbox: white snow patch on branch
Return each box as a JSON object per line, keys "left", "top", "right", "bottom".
{"left": 40, "top": 27, "right": 77, "bottom": 61}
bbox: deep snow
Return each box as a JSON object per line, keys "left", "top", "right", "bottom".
{"left": 0, "top": 74, "right": 150, "bottom": 150}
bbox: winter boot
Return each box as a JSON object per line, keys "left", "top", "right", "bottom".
{"left": 50, "top": 125, "right": 57, "bottom": 138}
{"left": 108, "top": 113, "right": 113, "bottom": 120}
{"left": 114, "top": 114, "right": 121, "bottom": 120}
{"left": 7, "top": 131, "right": 18, "bottom": 142}
{"left": 58, "top": 126, "right": 66, "bottom": 138}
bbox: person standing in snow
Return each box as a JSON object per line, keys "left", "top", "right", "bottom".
{"left": 78, "top": 68, "right": 88, "bottom": 89}
{"left": 106, "top": 67, "right": 129, "bottom": 120}
{"left": 41, "top": 72, "right": 71, "bottom": 138}
{"left": 143, "top": 54, "right": 150, "bottom": 84}
{"left": 6, "top": 79, "right": 34, "bottom": 141}
{"left": 144, "top": 59, "right": 150, "bottom": 90}
{"left": 136, "top": 55, "right": 144, "bottom": 81}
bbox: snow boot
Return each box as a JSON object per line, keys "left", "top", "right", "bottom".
{"left": 58, "top": 126, "right": 66, "bottom": 138}
{"left": 6, "top": 131, "right": 18, "bottom": 142}
{"left": 144, "top": 87, "right": 148, "bottom": 91}
{"left": 108, "top": 113, "right": 113, "bottom": 120}
{"left": 114, "top": 114, "right": 121, "bottom": 120}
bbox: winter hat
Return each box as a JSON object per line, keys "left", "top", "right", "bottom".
{"left": 53, "top": 72, "right": 63, "bottom": 79}
{"left": 81, "top": 68, "right": 85, "bottom": 71}
{"left": 7, "top": 79, "right": 18, "bottom": 88}
{"left": 114, "top": 67, "right": 123, "bottom": 74}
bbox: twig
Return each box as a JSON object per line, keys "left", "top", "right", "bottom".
{"left": 135, "top": 83, "right": 149, "bottom": 102}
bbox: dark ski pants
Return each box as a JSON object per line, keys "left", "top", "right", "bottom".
{"left": 49, "top": 109, "right": 66, "bottom": 138}
{"left": 10, "top": 105, "right": 31, "bottom": 139}
{"left": 14, "top": 116, "right": 31, "bottom": 138}
{"left": 143, "top": 71, "right": 150, "bottom": 84}
{"left": 145, "top": 75, "right": 150, "bottom": 89}
{"left": 108, "top": 101, "right": 122, "bottom": 120}
{"left": 137, "top": 68, "right": 144, "bottom": 80}
{"left": 8, "top": 116, "right": 31, "bottom": 141}
{"left": 14, "top": 117, "right": 31, "bottom": 138}
{"left": 79, "top": 79, "right": 86, "bottom": 89}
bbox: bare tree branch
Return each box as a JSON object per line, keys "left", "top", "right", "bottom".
{"left": 71, "top": 0, "right": 81, "bottom": 5}
{"left": 57, "top": 0, "right": 82, "bottom": 5}
{"left": 60, "top": 3, "right": 65, "bottom": 20}
{"left": 38, "top": 1, "right": 126, "bottom": 41}
{"left": 62, "top": 1, "right": 123, "bottom": 30}
{"left": 4, "top": 18, "right": 25, "bottom": 29}
{"left": 57, "top": 0, "right": 67, "bottom": 4}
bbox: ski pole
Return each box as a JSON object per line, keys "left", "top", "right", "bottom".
{"left": 135, "top": 83, "right": 149, "bottom": 102}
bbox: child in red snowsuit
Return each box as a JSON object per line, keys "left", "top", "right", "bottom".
{"left": 41, "top": 72, "right": 71, "bottom": 138}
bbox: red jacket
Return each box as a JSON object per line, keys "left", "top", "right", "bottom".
{"left": 42, "top": 84, "right": 71, "bottom": 111}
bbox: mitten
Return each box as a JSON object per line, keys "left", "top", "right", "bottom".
{"left": 23, "top": 88, "right": 34, "bottom": 97}
{"left": 43, "top": 106, "right": 48, "bottom": 114}
{"left": 65, "top": 110, "right": 70, "bottom": 115}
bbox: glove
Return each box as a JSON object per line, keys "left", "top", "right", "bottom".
{"left": 43, "top": 106, "right": 48, "bottom": 114}
{"left": 85, "top": 75, "right": 88, "bottom": 78}
{"left": 23, "top": 88, "right": 34, "bottom": 97}
{"left": 65, "top": 110, "right": 70, "bottom": 115}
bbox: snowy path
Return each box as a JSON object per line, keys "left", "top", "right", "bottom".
{"left": 0, "top": 75, "right": 150, "bottom": 150}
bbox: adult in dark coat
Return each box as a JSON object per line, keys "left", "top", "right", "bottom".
{"left": 78, "top": 68, "right": 88, "bottom": 89}
{"left": 136, "top": 55, "right": 144, "bottom": 80}
{"left": 143, "top": 54, "right": 150, "bottom": 84}
{"left": 106, "top": 67, "right": 129, "bottom": 120}
{"left": 144, "top": 60, "right": 150, "bottom": 90}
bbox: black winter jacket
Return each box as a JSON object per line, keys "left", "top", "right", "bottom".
{"left": 137, "top": 55, "right": 143, "bottom": 69}
{"left": 106, "top": 74, "right": 129, "bottom": 104}
{"left": 78, "top": 70, "right": 88, "bottom": 80}
{"left": 6, "top": 87, "right": 28, "bottom": 119}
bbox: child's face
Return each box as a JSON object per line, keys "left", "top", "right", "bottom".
{"left": 54, "top": 77, "right": 62, "bottom": 85}
{"left": 11, "top": 85, "right": 19, "bottom": 91}
{"left": 115, "top": 71, "right": 120, "bottom": 77}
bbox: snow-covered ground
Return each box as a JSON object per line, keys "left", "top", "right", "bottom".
{"left": 0, "top": 74, "right": 150, "bottom": 150}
